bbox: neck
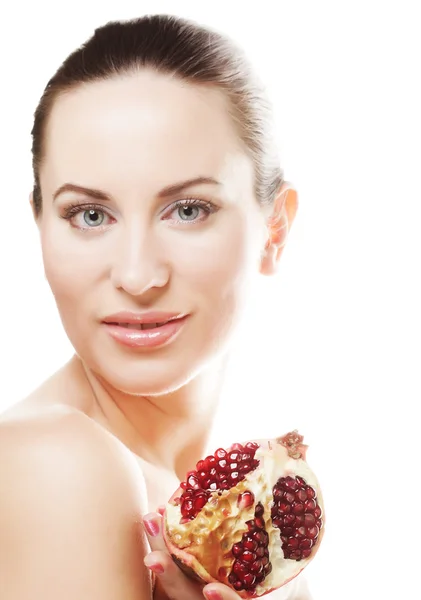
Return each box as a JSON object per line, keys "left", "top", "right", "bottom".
{"left": 74, "top": 353, "right": 229, "bottom": 479}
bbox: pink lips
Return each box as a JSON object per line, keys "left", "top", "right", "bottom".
{"left": 101, "top": 311, "right": 188, "bottom": 349}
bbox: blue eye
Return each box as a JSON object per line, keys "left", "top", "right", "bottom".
{"left": 83, "top": 209, "right": 105, "bottom": 227}
{"left": 166, "top": 198, "right": 218, "bottom": 223}
{"left": 177, "top": 204, "right": 200, "bottom": 221}
{"left": 61, "top": 203, "right": 112, "bottom": 230}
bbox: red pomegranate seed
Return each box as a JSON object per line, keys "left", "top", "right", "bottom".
{"left": 295, "top": 514, "right": 305, "bottom": 527}
{"left": 297, "top": 489, "right": 307, "bottom": 502}
{"left": 283, "top": 514, "right": 295, "bottom": 526}
{"left": 232, "top": 443, "right": 244, "bottom": 450}
{"left": 279, "top": 502, "right": 291, "bottom": 514}
{"left": 305, "top": 499, "right": 317, "bottom": 511}
{"left": 304, "top": 513, "right": 316, "bottom": 527}
{"left": 187, "top": 474, "right": 199, "bottom": 488}
{"left": 292, "top": 503, "right": 304, "bottom": 515}
{"left": 307, "top": 526, "right": 320, "bottom": 539}
{"left": 282, "top": 476, "right": 299, "bottom": 491}
{"left": 228, "top": 502, "right": 271, "bottom": 593}
{"left": 233, "top": 562, "right": 248, "bottom": 577}
{"left": 245, "top": 442, "right": 259, "bottom": 451}
{"left": 273, "top": 487, "right": 283, "bottom": 500}
{"left": 255, "top": 516, "right": 265, "bottom": 529}
{"left": 205, "top": 456, "right": 217, "bottom": 469}
{"left": 242, "top": 551, "right": 254, "bottom": 563}
{"left": 271, "top": 475, "right": 323, "bottom": 561}
{"left": 238, "top": 491, "right": 255, "bottom": 509}
{"left": 307, "top": 487, "right": 316, "bottom": 499}
{"left": 244, "top": 539, "right": 257, "bottom": 551}
{"left": 193, "top": 494, "right": 208, "bottom": 512}
{"left": 285, "top": 492, "right": 295, "bottom": 503}
{"left": 250, "top": 560, "right": 263, "bottom": 573}
{"left": 173, "top": 441, "right": 260, "bottom": 522}
{"left": 243, "top": 573, "right": 256, "bottom": 587}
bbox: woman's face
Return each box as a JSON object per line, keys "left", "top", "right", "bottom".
{"left": 36, "top": 71, "right": 269, "bottom": 395}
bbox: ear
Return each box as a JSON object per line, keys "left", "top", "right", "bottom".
{"left": 260, "top": 183, "right": 298, "bottom": 276}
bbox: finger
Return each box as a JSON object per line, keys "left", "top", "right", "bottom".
{"left": 144, "top": 550, "right": 241, "bottom": 600}
{"left": 144, "top": 550, "right": 203, "bottom": 600}
{"left": 143, "top": 512, "right": 167, "bottom": 552}
{"left": 203, "top": 582, "right": 244, "bottom": 600}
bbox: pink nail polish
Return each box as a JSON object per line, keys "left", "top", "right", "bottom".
{"left": 204, "top": 590, "right": 222, "bottom": 600}
{"left": 143, "top": 518, "right": 160, "bottom": 537}
{"left": 148, "top": 562, "right": 165, "bottom": 575}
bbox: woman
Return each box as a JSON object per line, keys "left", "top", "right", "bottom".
{"left": 0, "top": 13, "right": 306, "bottom": 600}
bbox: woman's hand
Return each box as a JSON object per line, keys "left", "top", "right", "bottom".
{"left": 143, "top": 509, "right": 242, "bottom": 600}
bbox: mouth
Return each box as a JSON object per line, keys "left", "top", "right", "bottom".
{"left": 107, "top": 320, "right": 173, "bottom": 330}
{"left": 102, "top": 315, "right": 188, "bottom": 349}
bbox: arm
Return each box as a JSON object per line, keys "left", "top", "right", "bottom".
{"left": 0, "top": 407, "right": 152, "bottom": 599}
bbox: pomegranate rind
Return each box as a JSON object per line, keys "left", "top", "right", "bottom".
{"left": 164, "top": 436, "right": 325, "bottom": 598}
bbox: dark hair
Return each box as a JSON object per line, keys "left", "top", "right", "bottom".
{"left": 31, "top": 14, "right": 284, "bottom": 217}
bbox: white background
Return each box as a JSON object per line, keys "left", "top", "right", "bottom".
{"left": 0, "top": 1, "right": 420, "bottom": 599}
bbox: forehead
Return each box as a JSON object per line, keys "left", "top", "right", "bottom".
{"left": 42, "top": 71, "right": 252, "bottom": 196}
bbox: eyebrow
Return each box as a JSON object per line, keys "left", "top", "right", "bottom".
{"left": 52, "top": 176, "right": 221, "bottom": 203}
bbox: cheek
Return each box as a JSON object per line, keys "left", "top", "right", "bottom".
{"left": 171, "top": 222, "right": 257, "bottom": 306}
{"left": 40, "top": 226, "right": 93, "bottom": 300}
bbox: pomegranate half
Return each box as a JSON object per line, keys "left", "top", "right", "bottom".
{"left": 163, "top": 431, "right": 324, "bottom": 598}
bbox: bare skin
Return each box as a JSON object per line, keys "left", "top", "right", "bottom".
{"left": 0, "top": 71, "right": 304, "bottom": 599}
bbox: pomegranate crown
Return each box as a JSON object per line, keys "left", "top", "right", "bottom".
{"left": 276, "top": 430, "right": 308, "bottom": 460}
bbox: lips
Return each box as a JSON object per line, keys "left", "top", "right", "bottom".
{"left": 108, "top": 321, "right": 170, "bottom": 330}
{"left": 102, "top": 311, "right": 186, "bottom": 328}
{"left": 102, "top": 314, "right": 189, "bottom": 349}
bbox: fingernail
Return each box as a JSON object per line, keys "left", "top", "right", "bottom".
{"left": 157, "top": 505, "right": 166, "bottom": 516}
{"left": 204, "top": 590, "right": 222, "bottom": 600}
{"left": 146, "top": 561, "right": 165, "bottom": 575}
{"left": 143, "top": 517, "right": 160, "bottom": 537}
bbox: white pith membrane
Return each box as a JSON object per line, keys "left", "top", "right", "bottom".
{"left": 165, "top": 438, "right": 323, "bottom": 597}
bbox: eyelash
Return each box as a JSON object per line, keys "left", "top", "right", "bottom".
{"left": 61, "top": 198, "right": 218, "bottom": 230}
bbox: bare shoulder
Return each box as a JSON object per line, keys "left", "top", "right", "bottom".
{"left": 0, "top": 404, "right": 147, "bottom": 501}
{"left": 0, "top": 405, "right": 151, "bottom": 599}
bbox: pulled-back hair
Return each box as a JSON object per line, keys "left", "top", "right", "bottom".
{"left": 31, "top": 14, "right": 284, "bottom": 216}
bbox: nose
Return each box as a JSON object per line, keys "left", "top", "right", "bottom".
{"left": 110, "top": 223, "right": 170, "bottom": 297}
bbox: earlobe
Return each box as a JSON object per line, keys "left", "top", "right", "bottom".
{"left": 260, "top": 243, "right": 279, "bottom": 276}
{"left": 259, "top": 184, "right": 298, "bottom": 276}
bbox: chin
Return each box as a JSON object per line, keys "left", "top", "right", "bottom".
{"left": 71, "top": 319, "right": 233, "bottom": 396}
{"left": 86, "top": 350, "right": 205, "bottom": 397}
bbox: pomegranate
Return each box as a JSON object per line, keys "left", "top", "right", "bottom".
{"left": 163, "top": 431, "right": 324, "bottom": 598}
